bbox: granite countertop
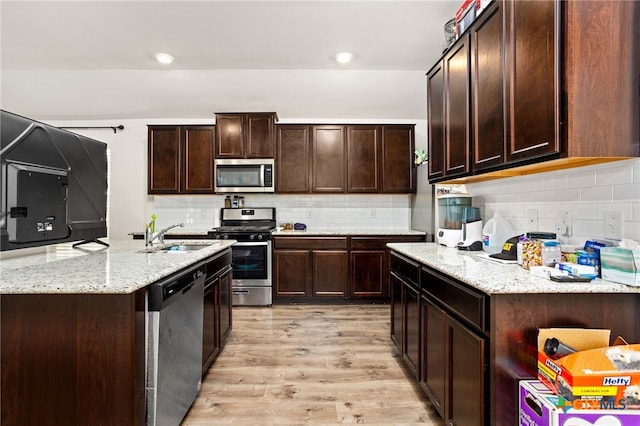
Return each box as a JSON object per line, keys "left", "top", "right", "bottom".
{"left": 0, "top": 239, "right": 235, "bottom": 295}
{"left": 387, "top": 242, "right": 640, "bottom": 295}
{"left": 272, "top": 228, "right": 427, "bottom": 236}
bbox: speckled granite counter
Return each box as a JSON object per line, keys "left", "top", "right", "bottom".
{"left": 272, "top": 228, "right": 427, "bottom": 236}
{"left": 387, "top": 242, "right": 640, "bottom": 294}
{"left": 0, "top": 239, "right": 235, "bottom": 295}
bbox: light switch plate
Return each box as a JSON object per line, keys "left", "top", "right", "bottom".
{"left": 604, "top": 211, "right": 622, "bottom": 240}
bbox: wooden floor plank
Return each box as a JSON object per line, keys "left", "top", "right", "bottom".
{"left": 182, "top": 305, "right": 444, "bottom": 425}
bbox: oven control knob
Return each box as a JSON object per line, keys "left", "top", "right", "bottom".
{"left": 257, "top": 234, "right": 263, "bottom": 240}
{"left": 249, "top": 234, "right": 255, "bottom": 240}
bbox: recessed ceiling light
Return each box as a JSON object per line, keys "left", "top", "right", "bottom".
{"left": 154, "top": 53, "right": 174, "bottom": 65}
{"left": 335, "top": 52, "right": 353, "bottom": 64}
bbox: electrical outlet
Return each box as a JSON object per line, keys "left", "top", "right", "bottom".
{"left": 371, "top": 209, "right": 376, "bottom": 218}
{"left": 604, "top": 211, "right": 623, "bottom": 240}
{"left": 526, "top": 209, "right": 538, "bottom": 231}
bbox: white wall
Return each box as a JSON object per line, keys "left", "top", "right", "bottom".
{"left": 463, "top": 158, "right": 640, "bottom": 245}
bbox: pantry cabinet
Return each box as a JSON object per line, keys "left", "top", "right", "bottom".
{"left": 428, "top": 0, "right": 639, "bottom": 184}
{"left": 147, "top": 125, "right": 215, "bottom": 194}
{"left": 215, "top": 113, "right": 277, "bottom": 159}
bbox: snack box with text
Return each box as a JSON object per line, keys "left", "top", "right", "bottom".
{"left": 537, "top": 328, "right": 640, "bottom": 410}
{"left": 520, "top": 379, "right": 640, "bottom": 426}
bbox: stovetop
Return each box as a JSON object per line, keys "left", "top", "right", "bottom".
{"left": 208, "top": 207, "right": 276, "bottom": 241}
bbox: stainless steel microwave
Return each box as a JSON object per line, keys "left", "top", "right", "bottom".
{"left": 214, "top": 158, "right": 275, "bottom": 193}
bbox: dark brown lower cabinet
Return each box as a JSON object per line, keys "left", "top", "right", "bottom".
{"left": 391, "top": 248, "right": 640, "bottom": 425}
{"left": 420, "top": 267, "right": 487, "bottom": 426}
{"left": 202, "top": 249, "right": 233, "bottom": 375}
{"left": 274, "top": 235, "right": 425, "bottom": 303}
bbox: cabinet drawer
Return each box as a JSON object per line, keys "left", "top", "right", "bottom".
{"left": 390, "top": 252, "right": 419, "bottom": 286}
{"left": 273, "top": 237, "right": 348, "bottom": 250}
{"left": 422, "top": 266, "right": 487, "bottom": 332}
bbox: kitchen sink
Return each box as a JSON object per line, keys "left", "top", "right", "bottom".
{"left": 161, "top": 244, "right": 211, "bottom": 252}
{"left": 138, "top": 242, "right": 218, "bottom": 253}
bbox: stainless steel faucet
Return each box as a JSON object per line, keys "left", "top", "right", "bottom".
{"left": 145, "top": 223, "right": 184, "bottom": 246}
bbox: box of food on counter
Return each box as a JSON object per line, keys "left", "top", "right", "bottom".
{"left": 519, "top": 379, "right": 640, "bottom": 426}
{"left": 600, "top": 247, "right": 640, "bottom": 287}
{"left": 537, "top": 328, "right": 640, "bottom": 410}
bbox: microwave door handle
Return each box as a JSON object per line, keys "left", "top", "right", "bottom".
{"left": 259, "top": 164, "right": 265, "bottom": 187}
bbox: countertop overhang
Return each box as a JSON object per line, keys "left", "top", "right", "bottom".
{"left": 387, "top": 242, "right": 640, "bottom": 295}
{"left": 0, "top": 239, "right": 235, "bottom": 295}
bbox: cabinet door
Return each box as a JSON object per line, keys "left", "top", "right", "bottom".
{"left": 471, "top": 2, "right": 506, "bottom": 172}
{"left": 427, "top": 62, "right": 445, "bottom": 181}
{"left": 505, "top": 0, "right": 560, "bottom": 162}
{"left": 390, "top": 273, "right": 403, "bottom": 351}
{"left": 218, "top": 268, "right": 232, "bottom": 345}
{"left": 346, "top": 125, "right": 380, "bottom": 193}
{"left": 447, "top": 315, "right": 486, "bottom": 426}
{"left": 421, "top": 296, "right": 446, "bottom": 419}
{"left": 246, "top": 113, "right": 275, "bottom": 158}
{"left": 381, "top": 125, "right": 415, "bottom": 193}
{"left": 215, "top": 114, "right": 244, "bottom": 158}
{"left": 148, "top": 126, "right": 180, "bottom": 193}
{"left": 202, "top": 278, "right": 217, "bottom": 374}
{"left": 183, "top": 126, "right": 215, "bottom": 193}
{"left": 312, "top": 250, "right": 348, "bottom": 297}
{"left": 445, "top": 35, "right": 471, "bottom": 177}
{"left": 350, "top": 250, "right": 385, "bottom": 298}
{"left": 273, "top": 250, "right": 310, "bottom": 297}
{"left": 312, "top": 125, "right": 346, "bottom": 192}
{"left": 403, "top": 281, "right": 420, "bottom": 379}
{"left": 276, "top": 125, "right": 311, "bottom": 193}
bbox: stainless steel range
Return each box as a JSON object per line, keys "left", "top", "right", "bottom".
{"left": 208, "top": 207, "right": 276, "bottom": 306}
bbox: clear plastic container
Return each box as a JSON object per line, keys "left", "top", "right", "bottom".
{"left": 482, "top": 212, "right": 516, "bottom": 254}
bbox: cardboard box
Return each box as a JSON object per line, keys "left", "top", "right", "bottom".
{"left": 537, "top": 328, "right": 640, "bottom": 410}
{"left": 600, "top": 247, "right": 640, "bottom": 287}
{"left": 519, "top": 379, "right": 640, "bottom": 426}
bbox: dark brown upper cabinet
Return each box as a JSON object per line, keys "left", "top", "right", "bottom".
{"left": 148, "top": 125, "right": 215, "bottom": 194}
{"left": 471, "top": 1, "right": 506, "bottom": 172}
{"left": 428, "top": 0, "right": 639, "bottom": 184}
{"left": 382, "top": 124, "right": 416, "bottom": 193}
{"left": 277, "top": 123, "right": 415, "bottom": 194}
{"left": 427, "top": 35, "right": 471, "bottom": 182}
{"left": 214, "top": 112, "right": 277, "bottom": 159}
{"left": 347, "top": 125, "right": 380, "bottom": 193}
{"left": 276, "top": 124, "right": 311, "bottom": 193}
{"left": 312, "top": 125, "right": 346, "bottom": 193}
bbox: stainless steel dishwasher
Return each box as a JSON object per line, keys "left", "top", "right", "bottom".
{"left": 146, "top": 261, "right": 206, "bottom": 426}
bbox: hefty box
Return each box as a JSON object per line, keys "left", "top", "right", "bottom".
{"left": 537, "top": 328, "right": 640, "bottom": 410}
{"left": 519, "top": 379, "right": 640, "bottom": 426}
{"left": 600, "top": 247, "right": 640, "bottom": 287}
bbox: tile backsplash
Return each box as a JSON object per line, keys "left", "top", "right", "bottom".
{"left": 152, "top": 194, "right": 412, "bottom": 231}
{"left": 463, "top": 158, "right": 640, "bottom": 244}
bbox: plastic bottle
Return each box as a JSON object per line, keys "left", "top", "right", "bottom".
{"left": 482, "top": 212, "right": 516, "bottom": 254}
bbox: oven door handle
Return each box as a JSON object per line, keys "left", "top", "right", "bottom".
{"left": 232, "top": 241, "right": 270, "bottom": 247}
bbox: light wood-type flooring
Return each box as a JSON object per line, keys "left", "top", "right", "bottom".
{"left": 182, "top": 304, "right": 445, "bottom": 425}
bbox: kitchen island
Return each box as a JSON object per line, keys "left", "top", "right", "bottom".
{"left": 387, "top": 243, "right": 640, "bottom": 426}
{"left": 0, "top": 239, "right": 234, "bottom": 426}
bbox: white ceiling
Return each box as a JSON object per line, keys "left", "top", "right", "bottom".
{"left": 1, "top": 0, "right": 459, "bottom": 120}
